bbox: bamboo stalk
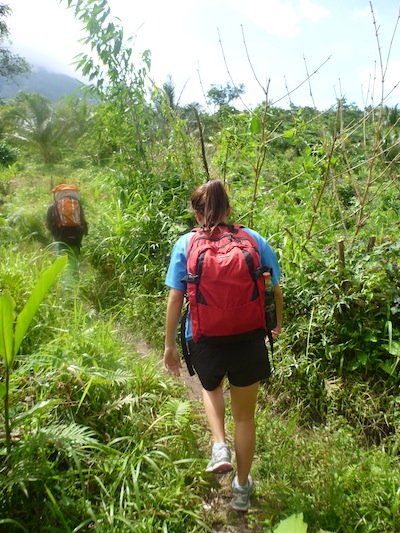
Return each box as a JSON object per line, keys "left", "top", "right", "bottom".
{"left": 338, "top": 239, "right": 345, "bottom": 277}
{"left": 367, "top": 235, "right": 376, "bottom": 252}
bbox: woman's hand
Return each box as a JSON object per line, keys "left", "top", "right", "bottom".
{"left": 271, "top": 324, "right": 282, "bottom": 338}
{"left": 164, "top": 288, "right": 185, "bottom": 377}
{"left": 163, "top": 346, "right": 182, "bottom": 376}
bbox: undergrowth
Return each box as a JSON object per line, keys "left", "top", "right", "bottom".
{"left": 255, "top": 404, "right": 400, "bottom": 532}
{"left": 0, "top": 243, "right": 209, "bottom": 532}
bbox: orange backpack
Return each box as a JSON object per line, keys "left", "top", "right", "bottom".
{"left": 52, "top": 184, "right": 84, "bottom": 230}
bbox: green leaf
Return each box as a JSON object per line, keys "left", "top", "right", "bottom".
{"left": 0, "top": 382, "right": 6, "bottom": 400}
{"left": 283, "top": 128, "right": 295, "bottom": 139}
{"left": 383, "top": 340, "right": 400, "bottom": 356}
{"left": 274, "top": 513, "right": 308, "bottom": 533}
{"left": 381, "top": 359, "right": 397, "bottom": 375}
{"left": 249, "top": 116, "right": 262, "bottom": 134}
{"left": 0, "top": 290, "right": 15, "bottom": 367}
{"left": 11, "top": 399, "right": 59, "bottom": 429}
{"left": 357, "top": 352, "right": 368, "bottom": 365}
{"left": 13, "top": 256, "right": 67, "bottom": 357}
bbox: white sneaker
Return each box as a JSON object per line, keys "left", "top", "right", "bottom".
{"left": 232, "top": 474, "right": 253, "bottom": 511}
{"left": 205, "top": 444, "right": 233, "bottom": 473}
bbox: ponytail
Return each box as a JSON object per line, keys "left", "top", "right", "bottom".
{"left": 191, "top": 180, "right": 230, "bottom": 233}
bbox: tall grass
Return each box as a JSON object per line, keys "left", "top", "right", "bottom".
{"left": 0, "top": 243, "right": 209, "bottom": 532}
{"left": 255, "top": 403, "right": 400, "bottom": 532}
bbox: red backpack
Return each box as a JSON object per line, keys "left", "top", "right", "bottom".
{"left": 184, "top": 224, "right": 269, "bottom": 343}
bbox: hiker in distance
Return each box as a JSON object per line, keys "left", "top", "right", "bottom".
{"left": 46, "top": 183, "right": 88, "bottom": 281}
{"left": 163, "top": 179, "right": 283, "bottom": 512}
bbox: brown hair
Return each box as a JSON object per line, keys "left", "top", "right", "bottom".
{"left": 191, "top": 180, "right": 230, "bottom": 233}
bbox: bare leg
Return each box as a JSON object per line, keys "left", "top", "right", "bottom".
{"left": 230, "top": 382, "right": 259, "bottom": 486}
{"left": 202, "top": 382, "right": 226, "bottom": 443}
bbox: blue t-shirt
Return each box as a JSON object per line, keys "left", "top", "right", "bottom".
{"left": 165, "top": 227, "right": 281, "bottom": 340}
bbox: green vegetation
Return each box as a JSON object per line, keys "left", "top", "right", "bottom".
{"left": 0, "top": 0, "right": 399, "bottom": 531}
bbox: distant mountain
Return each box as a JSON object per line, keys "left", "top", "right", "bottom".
{"left": 0, "top": 67, "right": 86, "bottom": 101}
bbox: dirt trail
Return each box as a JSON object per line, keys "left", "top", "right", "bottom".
{"left": 133, "top": 337, "right": 204, "bottom": 401}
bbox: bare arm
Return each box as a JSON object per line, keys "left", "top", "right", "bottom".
{"left": 163, "top": 288, "right": 184, "bottom": 376}
{"left": 272, "top": 283, "right": 283, "bottom": 338}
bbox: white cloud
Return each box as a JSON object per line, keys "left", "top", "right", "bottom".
{"left": 231, "top": 0, "right": 330, "bottom": 37}
{"left": 299, "top": 0, "right": 330, "bottom": 23}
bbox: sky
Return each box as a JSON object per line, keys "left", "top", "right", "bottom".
{"left": 5, "top": 0, "right": 400, "bottom": 111}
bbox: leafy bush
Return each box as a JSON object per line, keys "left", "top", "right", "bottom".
{"left": 256, "top": 410, "right": 400, "bottom": 532}
{"left": 0, "top": 139, "right": 18, "bottom": 167}
{"left": 282, "top": 238, "right": 399, "bottom": 378}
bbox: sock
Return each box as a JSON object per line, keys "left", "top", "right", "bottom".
{"left": 213, "top": 442, "right": 227, "bottom": 451}
{"left": 234, "top": 476, "right": 249, "bottom": 490}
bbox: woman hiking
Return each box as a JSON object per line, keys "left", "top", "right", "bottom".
{"left": 163, "top": 179, "right": 283, "bottom": 511}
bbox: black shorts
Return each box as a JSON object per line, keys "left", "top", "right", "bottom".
{"left": 187, "top": 333, "right": 271, "bottom": 391}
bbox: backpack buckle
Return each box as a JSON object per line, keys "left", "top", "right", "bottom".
{"left": 181, "top": 273, "right": 199, "bottom": 284}
{"left": 255, "top": 265, "right": 273, "bottom": 279}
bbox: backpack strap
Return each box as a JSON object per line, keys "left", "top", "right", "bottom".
{"left": 180, "top": 301, "right": 195, "bottom": 376}
{"left": 267, "top": 329, "right": 274, "bottom": 372}
{"left": 219, "top": 223, "right": 239, "bottom": 233}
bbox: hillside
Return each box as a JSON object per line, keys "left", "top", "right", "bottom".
{"left": 0, "top": 66, "right": 85, "bottom": 101}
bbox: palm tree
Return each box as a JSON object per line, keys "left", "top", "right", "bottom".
{"left": 5, "top": 92, "right": 67, "bottom": 164}
{"left": 162, "top": 75, "right": 177, "bottom": 110}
